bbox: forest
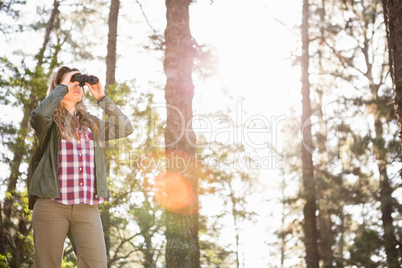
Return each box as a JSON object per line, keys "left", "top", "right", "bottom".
{"left": 1, "top": 0, "right": 402, "bottom": 267}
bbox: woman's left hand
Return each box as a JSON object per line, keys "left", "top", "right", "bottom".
{"left": 86, "top": 78, "right": 105, "bottom": 101}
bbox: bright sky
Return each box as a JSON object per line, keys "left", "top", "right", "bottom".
{"left": 191, "top": 0, "right": 301, "bottom": 113}
{"left": 190, "top": 1, "right": 302, "bottom": 266}
{"left": 1, "top": 0, "right": 303, "bottom": 266}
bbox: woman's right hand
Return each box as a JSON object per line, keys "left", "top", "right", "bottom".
{"left": 61, "top": 71, "right": 80, "bottom": 90}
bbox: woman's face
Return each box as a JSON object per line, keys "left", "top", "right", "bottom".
{"left": 61, "top": 73, "right": 84, "bottom": 105}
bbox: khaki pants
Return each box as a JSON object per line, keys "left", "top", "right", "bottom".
{"left": 32, "top": 198, "right": 107, "bottom": 268}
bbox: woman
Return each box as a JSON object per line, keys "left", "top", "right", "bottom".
{"left": 28, "top": 66, "right": 133, "bottom": 267}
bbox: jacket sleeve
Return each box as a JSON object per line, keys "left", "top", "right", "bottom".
{"left": 30, "top": 84, "right": 68, "bottom": 138}
{"left": 95, "top": 95, "right": 134, "bottom": 142}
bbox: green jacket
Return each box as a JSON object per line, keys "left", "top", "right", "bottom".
{"left": 27, "top": 84, "right": 133, "bottom": 209}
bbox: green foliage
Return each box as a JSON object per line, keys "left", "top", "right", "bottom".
{"left": 199, "top": 239, "right": 232, "bottom": 267}
{"left": 0, "top": 254, "right": 8, "bottom": 268}
{"left": 350, "top": 134, "right": 371, "bottom": 156}
{"left": 61, "top": 260, "right": 77, "bottom": 268}
{"left": 0, "top": 0, "right": 26, "bottom": 34}
{"left": 104, "top": 83, "right": 132, "bottom": 106}
{"left": 348, "top": 229, "right": 383, "bottom": 267}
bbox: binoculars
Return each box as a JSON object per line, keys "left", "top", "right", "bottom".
{"left": 71, "top": 73, "right": 99, "bottom": 87}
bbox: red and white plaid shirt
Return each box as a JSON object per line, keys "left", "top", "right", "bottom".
{"left": 54, "top": 126, "right": 106, "bottom": 205}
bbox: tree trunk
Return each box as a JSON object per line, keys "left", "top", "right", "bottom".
{"left": 106, "top": 0, "right": 119, "bottom": 88}
{"left": 378, "top": 161, "right": 399, "bottom": 267}
{"left": 230, "top": 192, "right": 240, "bottom": 268}
{"left": 37, "top": 0, "right": 60, "bottom": 67}
{"left": 370, "top": 70, "right": 399, "bottom": 268}
{"left": 382, "top": 0, "right": 402, "bottom": 146}
{"left": 280, "top": 169, "right": 286, "bottom": 268}
{"left": 370, "top": 60, "right": 400, "bottom": 268}
{"left": 364, "top": 5, "right": 401, "bottom": 261}
{"left": 318, "top": 208, "right": 333, "bottom": 268}
{"left": 143, "top": 231, "right": 156, "bottom": 268}
{"left": 163, "top": 0, "right": 200, "bottom": 267}
{"left": 301, "top": 0, "right": 319, "bottom": 267}
{"left": 381, "top": 5, "right": 402, "bottom": 260}
{"left": 103, "top": 0, "right": 119, "bottom": 266}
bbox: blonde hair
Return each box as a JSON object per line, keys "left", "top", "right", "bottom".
{"left": 48, "top": 66, "right": 99, "bottom": 141}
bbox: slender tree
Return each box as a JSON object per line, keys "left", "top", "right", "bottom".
{"left": 366, "top": 6, "right": 400, "bottom": 264}
{"left": 163, "top": 0, "right": 200, "bottom": 267}
{"left": 102, "top": 1, "right": 120, "bottom": 265}
{"left": 382, "top": 0, "right": 402, "bottom": 147}
{"left": 323, "top": 1, "right": 401, "bottom": 266}
{"left": 301, "top": 0, "right": 319, "bottom": 266}
{"left": 106, "top": 0, "right": 119, "bottom": 88}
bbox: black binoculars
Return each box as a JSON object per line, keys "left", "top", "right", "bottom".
{"left": 71, "top": 73, "right": 99, "bottom": 87}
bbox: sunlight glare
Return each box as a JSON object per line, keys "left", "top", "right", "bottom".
{"left": 153, "top": 172, "right": 194, "bottom": 212}
{"left": 190, "top": 0, "right": 301, "bottom": 117}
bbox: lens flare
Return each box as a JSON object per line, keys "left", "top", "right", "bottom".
{"left": 153, "top": 172, "right": 194, "bottom": 211}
